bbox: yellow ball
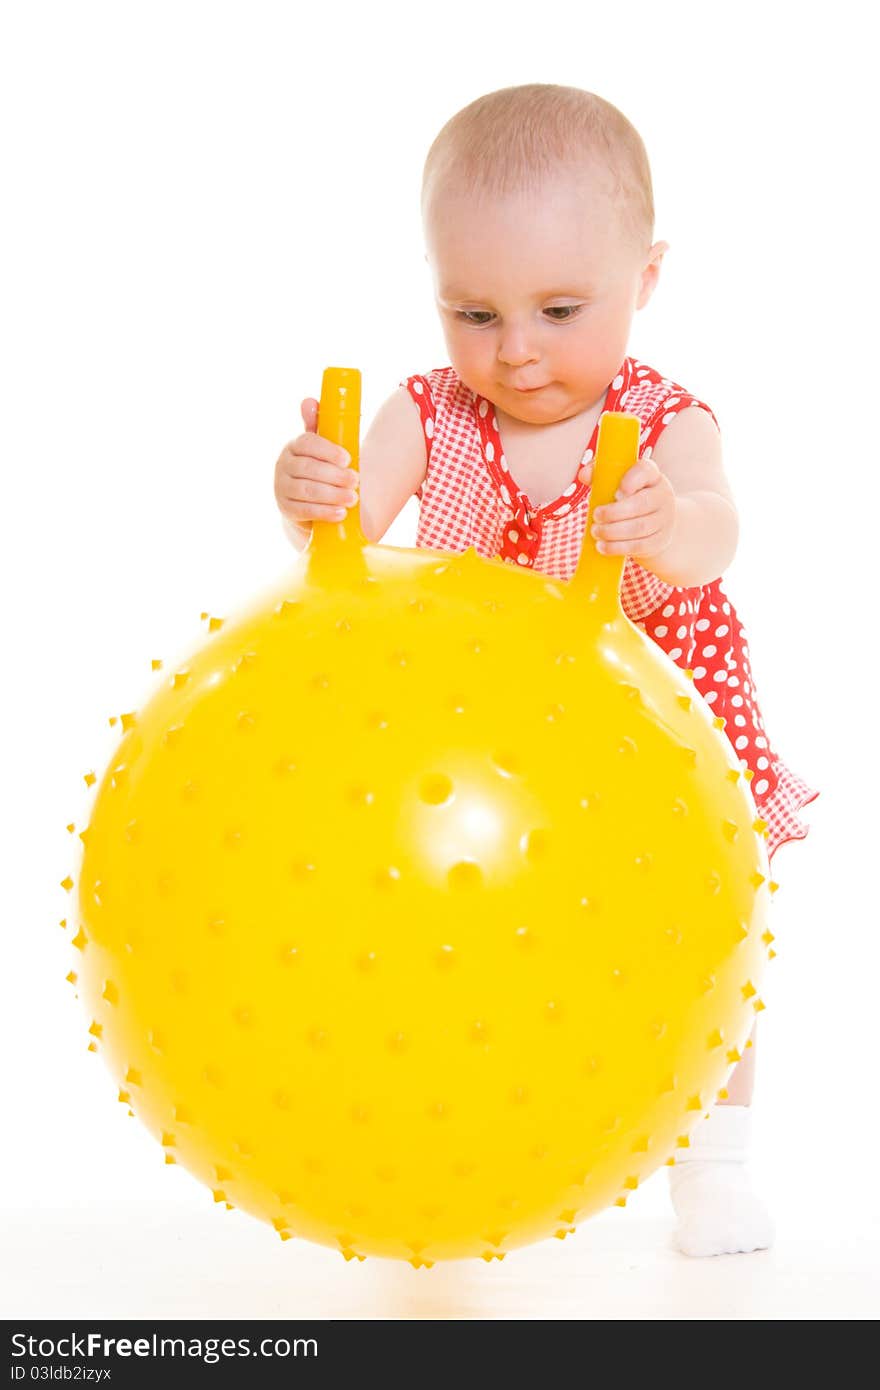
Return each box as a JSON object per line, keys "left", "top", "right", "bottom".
{"left": 74, "top": 380, "right": 768, "bottom": 1265}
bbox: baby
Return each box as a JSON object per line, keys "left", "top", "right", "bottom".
{"left": 273, "top": 84, "right": 819, "bottom": 1258}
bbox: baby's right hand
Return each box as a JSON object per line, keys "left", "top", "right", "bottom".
{"left": 274, "top": 397, "right": 360, "bottom": 532}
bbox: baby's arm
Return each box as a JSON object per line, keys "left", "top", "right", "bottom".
{"left": 276, "top": 387, "right": 428, "bottom": 550}
{"left": 646, "top": 407, "right": 739, "bottom": 586}
{"left": 357, "top": 387, "right": 429, "bottom": 544}
{"left": 650, "top": 407, "right": 736, "bottom": 512}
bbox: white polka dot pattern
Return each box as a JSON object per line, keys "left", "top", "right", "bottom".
{"left": 400, "top": 358, "right": 819, "bottom": 859}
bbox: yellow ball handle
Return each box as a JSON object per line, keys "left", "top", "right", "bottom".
{"left": 570, "top": 411, "right": 640, "bottom": 614}
{"left": 310, "top": 366, "right": 366, "bottom": 567}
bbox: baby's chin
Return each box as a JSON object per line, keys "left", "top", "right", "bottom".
{"left": 495, "top": 383, "right": 608, "bottom": 427}
{"left": 495, "top": 382, "right": 567, "bottom": 420}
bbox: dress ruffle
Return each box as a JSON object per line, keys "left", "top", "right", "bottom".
{"left": 759, "top": 761, "right": 820, "bottom": 860}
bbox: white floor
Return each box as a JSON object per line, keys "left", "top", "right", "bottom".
{"left": 3, "top": 1196, "right": 877, "bottom": 1320}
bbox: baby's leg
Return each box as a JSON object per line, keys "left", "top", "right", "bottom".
{"left": 667, "top": 1024, "right": 774, "bottom": 1257}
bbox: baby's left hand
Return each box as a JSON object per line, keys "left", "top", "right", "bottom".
{"left": 578, "top": 455, "right": 677, "bottom": 560}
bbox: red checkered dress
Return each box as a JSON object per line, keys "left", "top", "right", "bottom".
{"left": 400, "top": 356, "right": 819, "bottom": 861}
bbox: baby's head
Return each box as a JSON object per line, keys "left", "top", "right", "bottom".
{"left": 421, "top": 85, "right": 668, "bottom": 421}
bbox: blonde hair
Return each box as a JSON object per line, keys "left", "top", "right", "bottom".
{"left": 421, "top": 84, "right": 655, "bottom": 254}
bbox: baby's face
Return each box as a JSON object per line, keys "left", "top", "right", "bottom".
{"left": 424, "top": 171, "right": 663, "bottom": 423}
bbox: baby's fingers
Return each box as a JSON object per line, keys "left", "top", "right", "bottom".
{"left": 281, "top": 470, "right": 359, "bottom": 517}
{"left": 282, "top": 499, "right": 350, "bottom": 522}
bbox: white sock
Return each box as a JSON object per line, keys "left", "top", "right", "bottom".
{"left": 668, "top": 1104, "right": 774, "bottom": 1258}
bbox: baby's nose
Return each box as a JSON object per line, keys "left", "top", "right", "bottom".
{"left": 496, "top": 329, "right": 540, "bottom": 365}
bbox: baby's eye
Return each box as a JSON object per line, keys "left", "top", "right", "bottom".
{"left": 543, "top": 305, "right": 582, "bottom": 321}
{"left": 456, "top": 310, "right": 494, "bottom": 325}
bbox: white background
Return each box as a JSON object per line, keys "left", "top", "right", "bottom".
{"left": 2, "top": 0, "right": 876, "bottom": 1319}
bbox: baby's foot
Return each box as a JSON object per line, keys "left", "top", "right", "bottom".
{"left": 668, "top": 1159, "right": 774, "bottom": 1257}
